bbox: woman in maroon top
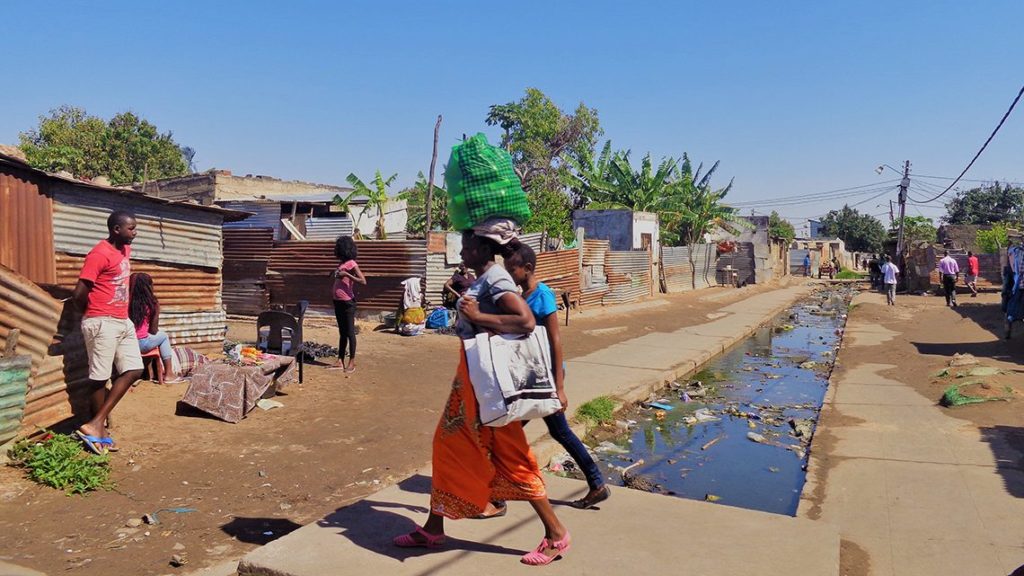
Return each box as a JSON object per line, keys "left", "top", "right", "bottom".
{"left": 330, "top": 236, "right": 366, "bottom": 372}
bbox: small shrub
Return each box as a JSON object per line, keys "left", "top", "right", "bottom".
{"left": 8, "top": 432, "right": 112, "bottom": 494}
{"left": 835, "top": 269, "right": 865, "bottom": 280}
{"left": 576, "top": 396, "right": 616, "bottom": 424}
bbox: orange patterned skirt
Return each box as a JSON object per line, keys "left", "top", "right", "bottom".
{"left": 430, "top": 349, "right": 547, "bottom": 519}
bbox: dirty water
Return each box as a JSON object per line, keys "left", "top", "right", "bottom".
{"left": 582, "top": 289, "right": 852, "bottom": 516}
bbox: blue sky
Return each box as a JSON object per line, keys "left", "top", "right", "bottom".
{"left": 3, "top": 1, "right": 1022, "bottom": 231}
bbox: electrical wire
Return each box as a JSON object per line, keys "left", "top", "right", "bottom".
{"left": 729, "top": 185, "right": 899, "bottom": 208}
{"left": 847, "top": 186, "right": 899, "bottom": 208}
{"left": 914, "top": 83, "right": 1024, "bottom": 204}
{"left": 728, "top": 179, "right": 899, "bottom": 206}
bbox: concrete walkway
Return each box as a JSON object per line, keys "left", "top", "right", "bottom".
{"left": 239, "top": 282, "right": 841, "bottom": 576}
{"left": 800, "top": 292, "right": 1024, "bottom": 575}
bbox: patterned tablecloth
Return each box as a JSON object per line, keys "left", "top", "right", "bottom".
{"left": 180, "top": 356, "right": 296, "bottom": 423}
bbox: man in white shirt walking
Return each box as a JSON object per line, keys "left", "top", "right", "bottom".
{"left": 881, "top": 255, "right": 899, "bottom": 306}
{"left": 938, "top": 250, "right": 960, "bottom": 308}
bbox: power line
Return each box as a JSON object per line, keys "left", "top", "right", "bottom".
{"left": 730, "top": 184, "right": 899, "bottom": 208}
{"left": 728, "top": 179, "right": 899, "bottom": 206}
{"left": 915, "top": 174, "right": 1024, "bottom": 186}
{"left": 847, "top": 186, "right": 899, "bottom": 208}
{"left": 915, "top": 83, "right": 1024, "bottom": 204}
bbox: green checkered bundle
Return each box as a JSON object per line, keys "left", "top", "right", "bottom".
{"left": 445, "top": 133, "right": 531, "bottom": 231}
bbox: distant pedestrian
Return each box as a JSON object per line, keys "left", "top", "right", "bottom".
{"left": 939, "top": 250, "right": 960, "bottom": 307}
{"left": 330, "top": 236, "right": 366, "bottom": 372}
{"left": 868, "top": 255, "right": 882, "bottom": 288}
{"left": 803, "top": 254, "right": 811, "bottom": 277}
{"left": 881, "top": 255, "right": 899, "bottom": 306}
{"left": 966, "top": 251, "right": 980, "bottom": 298}
{"left": 72, "top": 210, "right": 144, "bottom": 454}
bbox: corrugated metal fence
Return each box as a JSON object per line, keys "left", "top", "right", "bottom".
{"left": 604, "top": 250, "right": 652, "bottom": 305}
{"left": 717, "top": 242, "right": 756, "bottom": 286}
{"left": 535, "top": 249, "right": 580, "bottom": 304}
{"left": 661, "top": 244, "right": 718, "bottom": 292}
{"left": 580, "top": 239, "right": 610, "bottom": 308}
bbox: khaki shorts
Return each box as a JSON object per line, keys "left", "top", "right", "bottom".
{"left": 81, "top": 317, "right": 144, "bottom": 381}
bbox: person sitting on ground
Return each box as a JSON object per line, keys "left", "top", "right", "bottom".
{"left": 443, "top": 263, "right": 475, "bottom": 307}
{"left": 504, "top": 243, "right": 610, "bottom": 510}
{"left": 72, "top": 210, "right": 144, "bottom": 454}
{"left": 129, "top": 272, "right": 184, "bottom": 385}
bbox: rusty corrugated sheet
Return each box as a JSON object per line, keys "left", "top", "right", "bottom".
{"left": 425, "top": 252, "right": 457, "bottom": 307}
{"left": 604, "top": 250, "right": 652, "bottom": 305}
{"left": 0, "top": 355, "right": 31, "bottom": 445}
{"left": 662, "top": 244, "right": 717, "bottom": 292}
{"left": 51, "top": 184, "right": 224, "bottom": 269}
{"left": 55, "top": 254, "right": 222, "bottom": 310}
{"left": 535, "top": 249, "right": 580, "bottom": 303}
{"left": 266, "top": 240, "right": 427, "bottom": 311}
{"left": 0, "top": 166, "right": 57, "bottom": 284}
{"left": 0, "top": 264, "right": 83, "bottom": 436}
{"left": 223, "top": 282, "right": 270, "bottom": 316}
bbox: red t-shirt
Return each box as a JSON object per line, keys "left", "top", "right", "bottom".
{"left": 79, "top": 240, "right": 132, "bottom": 319}
{"left": 968, "top": 255, "right": 980, "bottom": 276}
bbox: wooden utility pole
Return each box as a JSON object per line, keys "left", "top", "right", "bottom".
{"left": 894, "top": 160, "right": 911, "bottom": 257}
{"left": 425, "top": 115, "right": 443, "bottom": 233}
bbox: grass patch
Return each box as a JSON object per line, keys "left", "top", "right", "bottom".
{"left": 576, "top": 396, "right": 617, "bottom": 424}
{"left": 835, "top": 269, "right": 866, "bottom": 280}
{"left": 8, "top": 432, "right": 112, "bottom": 494}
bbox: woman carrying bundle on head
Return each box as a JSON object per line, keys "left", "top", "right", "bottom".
{"left": 393, "top": 134, "right": 571, "bottom": 567}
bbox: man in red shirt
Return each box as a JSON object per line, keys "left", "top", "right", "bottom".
{"left": 72, "top": 210, "right": 144, "bottom": 454}
{"left": 966, "top": 251, "right": 980, "bottom": 298}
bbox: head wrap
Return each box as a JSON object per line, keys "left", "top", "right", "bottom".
{"left": 471, "top": 217, "right": 520, "bottom": 245}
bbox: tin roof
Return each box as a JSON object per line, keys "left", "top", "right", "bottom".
{"left": 0, "top": 152, "right": 251, "bottom": 222}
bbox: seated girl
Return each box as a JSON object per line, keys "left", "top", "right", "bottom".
{"left": 129, "top": 273, "right": 184, "bottom": 384}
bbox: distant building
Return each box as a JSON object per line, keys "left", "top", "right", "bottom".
{"left": 138, "top": 170, "right": 407, "bottom": 240}
{"left": 808, "top": 219, "right": 824, "bottom": 239}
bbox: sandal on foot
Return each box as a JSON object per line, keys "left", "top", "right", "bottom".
{"left": 570, "top": 485, "right": 610, "bottom": 509}
{"left": 393, "top": 527, "right": 446, "bottom": 549}
{"left": 74, "top": 431, "right": 107, "bottom": 455}
{"left": 521, "top": 532, "right": 571, "bottom": 566}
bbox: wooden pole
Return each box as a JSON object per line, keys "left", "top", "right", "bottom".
{"left": 425, "top": 115, "right": 442, "bottom": 234}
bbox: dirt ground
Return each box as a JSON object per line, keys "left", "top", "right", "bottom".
{"left": 803, "top": 286, "right": 1024, "bottom": 576}
{"left": 0, "top": 281, "right": 787, "bottom": 576}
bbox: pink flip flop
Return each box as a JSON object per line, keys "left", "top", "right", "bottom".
{"left": 393, "top": 527, "right": 446, "bottom": 549}
{"left": 521, "top": 532, "right": 571, "bottom": 566}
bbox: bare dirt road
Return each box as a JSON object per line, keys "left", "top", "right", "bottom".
{"left": 0, "top": 282, "right": 786, "bottom": 575}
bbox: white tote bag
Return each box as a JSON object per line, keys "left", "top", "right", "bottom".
{"left": 463, "top": 326, "right": 562, "bottom": 427}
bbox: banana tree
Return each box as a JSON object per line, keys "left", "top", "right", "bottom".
{"left": 333, "top": 170, "right": 399, "bottom": 240}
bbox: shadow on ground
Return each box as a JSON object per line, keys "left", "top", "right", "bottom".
{"left": 222, "top": 517, "right": 304, "bottom": 545}
{"left": 980, "top": 425, "right": 1024, "bottom": 499}
{"left": 314, "top": 474, "right": 526, "bottom": 562}
{"left": 910, "top": 297, "right": 1024, "bottom": 364}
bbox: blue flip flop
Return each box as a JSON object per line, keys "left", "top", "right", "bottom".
{"left": 74, "top": 431, "right": 107, "bottom": 455}
{"left": 97, "top": 437, "right": 119, "bottom": 452}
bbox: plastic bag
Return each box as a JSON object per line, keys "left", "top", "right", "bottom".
{"left": 426, "top": 307, "right": 450, "bottom": 329}
{"left": 445, "top": 133, "right": 531, "bottom": 230}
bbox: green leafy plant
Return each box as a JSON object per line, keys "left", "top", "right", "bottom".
{"left": 576, "top": 396, "right": 616, "bottom": 424}
{"left": 835, "top": 269, "right": 865, "bottom": 280}
{"left": 976, "top": 223, "right": 1010, "bottom": 254}
{"left": 9, "top": 432, "right": 112, "bottom": 494}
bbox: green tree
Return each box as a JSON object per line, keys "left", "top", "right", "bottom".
{"left": 768, "top": 211, "right": 796, "bottom": 243}
{"left": 584, "top": 151, "right": 679, "bottom": 214}
{"left": 943, "top": 183, "right": 1024, "bottom": 225}
{"left": 485, "top": 88, "right": 602, "bottom": 239}
{"left": 335, "top": 170, "right": 399, "bottom": 240}
{"left": 819, "top": 205, "right": 887, "bottom": 252}
{"left": 671, "top": 155, "right": 745, "bottom": 288}
{"left": 403, "top": 172, "right": 449, "bottom": 237}
{"left": 891, "top": 215, "right": 937, "bottom": 247}
{"left": 18, "top": 106, "right": 191, "bottom": 185}
{"left": 976, "top": 223, "right": 1010, "bottom": 253}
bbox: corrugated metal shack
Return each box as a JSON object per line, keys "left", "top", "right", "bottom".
{"left": 0, "top": 152, "right": 247, "bottom": 435}
{"left": 661, "top": 244, "right": 719, "bottom": 292}
{"left": 580, "top": 239, "right": 611, "bottom": 307}
{"left": 603, "top": 250, "right": 653, "bottom": 305}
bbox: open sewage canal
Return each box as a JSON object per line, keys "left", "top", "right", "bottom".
{"left": 567, "top": 287, "right": 854, "bottom": 516}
